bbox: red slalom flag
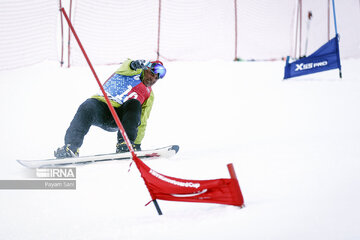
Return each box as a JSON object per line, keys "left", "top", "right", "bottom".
{"left": 133, "top": 157, "right": 244, "bottom": 207}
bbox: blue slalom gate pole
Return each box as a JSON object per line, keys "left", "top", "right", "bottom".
{"left": 332, "top": 0, "right": 342, "bottom": 78}
{"left": 332, "top": 0, "right": 338, "bottom": 35}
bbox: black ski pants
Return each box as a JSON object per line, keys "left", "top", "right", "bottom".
{"left": 64, "top": 98, "right": 141, "bottom": 149}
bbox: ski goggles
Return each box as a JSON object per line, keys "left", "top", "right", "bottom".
{"left": 145, "top": 61, "right": 167, "bottom": 79}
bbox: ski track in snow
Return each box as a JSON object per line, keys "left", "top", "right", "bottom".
{"left": 0, "top": 59, "right": 360, "bottom": 239}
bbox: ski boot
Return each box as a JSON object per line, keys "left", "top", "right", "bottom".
{"left": 116, "top": 141, "right": 141, "bottom": 153}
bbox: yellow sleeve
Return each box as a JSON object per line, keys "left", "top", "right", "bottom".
{"left": 134, "top": 91, "right": 154, "bottom": 145}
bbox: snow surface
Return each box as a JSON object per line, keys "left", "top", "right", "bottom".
{"left": 0, "top": 59, "right": 360, "bottom": 239}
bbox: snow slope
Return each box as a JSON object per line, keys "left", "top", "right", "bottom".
{"left": 0, "top": 59, "right": 360, "bottom": 239}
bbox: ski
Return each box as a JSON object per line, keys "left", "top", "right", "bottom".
{"left": 17, "top": 145, "right": 179, "bottom": 168}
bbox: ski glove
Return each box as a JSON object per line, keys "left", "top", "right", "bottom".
{"left": 130, "top": 60, "right": 146, "bottom": 70}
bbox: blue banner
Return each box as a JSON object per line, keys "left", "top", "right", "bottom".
{"left": 284, "top": 34, "right": 341, "bottom": 79}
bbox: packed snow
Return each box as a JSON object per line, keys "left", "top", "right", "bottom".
{"left": 0, "top": 59, "right": 360, "bottom": 239}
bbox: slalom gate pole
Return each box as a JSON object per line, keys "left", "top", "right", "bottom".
{"left": 331, "top": 0, "right": 342, "bottom": 79}
{"left": 60, "top": 8, "right": 163, "bottom": 216}
{"left": 304, "top": 11, "right": 312, "bottom": 57}
{"left": 331, "top": 0, "right": 338, "bottom": 36}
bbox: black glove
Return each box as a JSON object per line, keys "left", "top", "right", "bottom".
{"left": 130, "top": 60, "right": 146, "bottom": 70}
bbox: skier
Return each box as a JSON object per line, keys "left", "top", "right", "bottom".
{"left": 54, "top": 59, "right": 167, "bottom": 158}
